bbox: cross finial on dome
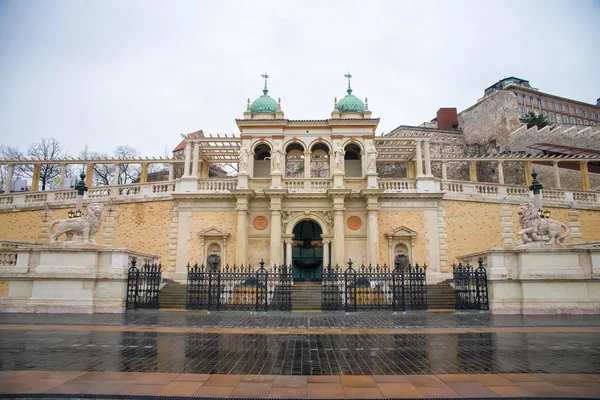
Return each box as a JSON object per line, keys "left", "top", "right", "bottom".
{"left": 365, "top": 97, "right": 369, "bottom": 110}
{"left": 261, "top": 73, "right": 269, "bottom": 95}
{"left": 344, "top": 72, "right": 353, "bottom": 94}
{"left": 246, "top": 98, "right": 251, "bottom": 111}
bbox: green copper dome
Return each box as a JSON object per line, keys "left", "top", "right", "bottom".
{"left": 250, "top": 92, "right": 278, "bottom": 114}
{"left": 337, "top": 93, "right": 365, "bottom": 114}
{"left": 336, "top": 73, "right": 365, "bottom": 114}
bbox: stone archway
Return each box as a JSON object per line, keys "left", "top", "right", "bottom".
{"left": 290, "top": 220, "right": 323, "bottom": 282}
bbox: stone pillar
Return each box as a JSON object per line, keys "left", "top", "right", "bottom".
{"left": 235, "top": 196, "right": 249, "bottom": 265}
{"left": 113, "top": 164, "right": 120, "bottom": 185}
{"left": 524, "top": 162, "right": 533, "bottom": 186}
{"left": 580, "top": 161, "right": 591, "bottom": 190}
{"left": 191, "top": 142, "right": 200, "bottom": 178}
{"left": 168, "top": 163, "right": 174, "bottom": 181}
{"left": 140, "top": 164, "right": 149, "bottom": 183}
{"left": 285, "top": 239, "right": 293, "bottom": 267}
{"left": 366, "top": 197, "right": 379, "bottom": 266}
{"left": 423, "top": 140, "right": 432, "bottom": 176}
{"left": 304, "top": 152, "right": 311, "bottom": 179}
{"left": 31, "top": 164, "right": 40, "bottom": 191}
{"left": 407, "top": 161, "right": 416, "bottom": 179}
{"left": 441, "top": 162, "right": 447, "bottom": 180}
{"left": 497, "top": 161, "right": 504, "bottom": 184}
{"left": 553, "top": 161, "right": 561, "bottom": 189}
{"left": 183, "top": 141, "right": 192, "bottom": 177}
{"left": 85, "top": 164, "right": 94, "bottom": 187}
{"left": 269, "top": 195, "right": 283, "bottom": 265}
{"left": 59, "top": 164, "right": 67, "bottom": 190}
{"left": 5, "top": 164, "right": 13, "bottom": 193}
{"left": 469, "top": 161, "right": 477, "bottom": 183}
{"left": 332, "top": 195, "right": 345, "bottom": 266}
{"left": 322, "top": 240, "right": 330, "bottom": 267}
{"left": 415, "top": 140, "right": 423, "bottom": 177}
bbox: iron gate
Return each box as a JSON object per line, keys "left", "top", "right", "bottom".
{"left": 186, "top": 259, "right": 292, "bottom": 311}
{"left": 321, "top": 259, "right": 427, "bottom": 312}
{"left": 452, "top": 257, "right": 489, "bottom": 310}
{"left": 126, "top": 259, "right": 162, "bottom": 310}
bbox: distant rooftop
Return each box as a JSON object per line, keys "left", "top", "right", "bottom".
{"left": 484, "top": 76, "right": 535, "bottom": 96}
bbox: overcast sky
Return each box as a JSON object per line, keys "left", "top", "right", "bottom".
{"left": 0, "top": 0, "right": 599, "bottom": 158}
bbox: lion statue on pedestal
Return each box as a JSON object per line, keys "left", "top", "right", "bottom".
{"left": 516, "top": 203, "right": 570, "bottom": 246}
{"left": 50, "top": 203, "right": 104, "bottom": 245}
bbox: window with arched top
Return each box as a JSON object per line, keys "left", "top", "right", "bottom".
{"left": 310, "top": 143, "right": 330, "bottom": 178}
{"left": 253, "top": 144, "right": 271, "bottom": 178}
{"left": 344, "top": 143, "right": 362, "bottom": 177}
{"left": 285, "top": 143, "right": 305, "bottom": 178}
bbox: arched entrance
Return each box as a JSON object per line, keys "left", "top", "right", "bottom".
{"left": 290, "top": 220, "right": 323, "bottom": 282}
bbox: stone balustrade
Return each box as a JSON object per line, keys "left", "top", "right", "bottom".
{"left": 379, "top": 179, "right": 417, "bottom": 192}
{"left": 284, "top": 178, "right": 331, "bottom": 193}
{"left": 198, "top": 179, "right": 236, "bottom": 192}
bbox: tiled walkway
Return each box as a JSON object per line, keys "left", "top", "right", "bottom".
{"left": 1, "top": 312, "right": 599, "bottom": 398}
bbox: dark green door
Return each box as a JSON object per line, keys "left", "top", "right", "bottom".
{"left": 290, "top": 220, "right": 323, "bottom": 282}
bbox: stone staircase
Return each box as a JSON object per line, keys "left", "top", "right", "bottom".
{"left": 426, "top": 281, "right": 456, "bottom": 310}
{"left": 158, "top": 282, "right": 187, "bottom": 309}
{"left": 291, "top": 283, "right": 322, "bottom": 311}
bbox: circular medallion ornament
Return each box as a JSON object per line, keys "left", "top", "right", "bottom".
{"left": 253, "top": 216, "right": 268, "bottom": 230}
{"left": 347, "top": 216, "right": 362, "bottom": 230}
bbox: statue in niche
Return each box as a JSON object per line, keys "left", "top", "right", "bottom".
{"left": 366, "top": 142, "right": 378, "bottom": 173}
{"left": 272, "top": 142, "right": 282, "bottom": 172}
{"left": 515, "top": 203, "right": 570, "bottom": 246}
{"left": 239, "top": 147, "right": 249, "bottom": 174}
{"left": 334, "top": 142, "right": 345, "bottom": 173}
{"left": 50, "top": 203, "right": 104, "bottom": 245}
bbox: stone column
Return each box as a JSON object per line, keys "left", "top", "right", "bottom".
{"left": 168, "top": 163, "right": 174, "bottom": 181}
{"left": 322, "top": 240, "right": 330, "bottom": 267}
{"left": 85, "top": 164, "right": 94, "bottom": 187}
{"left": 285, "top": 239, "right": 293, "bottom": 267}
{"left": 113, "top": 164, "right": 120, "bottom": 185}
{"left": 235, "top": 196, "right": 249, "bottom": 265}
{"left": 191, "top": 142, "right": 200, "bottom": 178}
{"left": 580, "top": 161, "right": 591, "bottom": 190}
{"left": 59, "top": 164, "right": 67, "bottom": 190}
{"left": 366, "top": 197, "right": 379, "bottom": 266}
{"left": 332, "top": 195, "right": 345, "bottom": 266}
{"left": 415, "top": 140, "right": 423, "bottom": 177}
{"left": 269, "top": 195, "right": 283, "bottom": 265}
{"left": 304, "top": 152, "right": 311, "bottom": 179}
{"left": 407, "top": 161, "right": 416, "bottom": 179}
{"left": 31, "top": 164, "right": 41, "bottom": 191}
{"left": 5, "top": 164, "right": 14, "bottom": 193}
{"left": 524, "top": 162, "right": 533, "bottom": 186}
{"left": 183, "top": 141, "right": 192, "bottom": 177}
{"left": 497, "top": 161, "right": 504, "bottom": 184}
{"left": 553, "top": 161, "right": 561, "bottom": 189}
{"left": 140, "top": 164, "right": 149, "bottom": 183}
{"left": 441, "top": 162, "right": 447, "bottom": 180}
{"left": 423, "top": 140, "right": 432, "bottom": 176}
{"left": 469, "top": 161, "right": 477, "bottom": 183}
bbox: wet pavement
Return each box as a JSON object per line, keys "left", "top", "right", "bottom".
{"left": 1, "top": 329, "right": 599, "bottom": 376}
{"left": 1, "top": 311, "right": 599, "bottom": 329}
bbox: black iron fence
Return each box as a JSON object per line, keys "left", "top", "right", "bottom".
{"left": 452, "top": 257, "right": 489, "bottom": 310}
{"left": 186, "top": 259, "right": 293, "bottom": 312}
{"left": 126, "top": 259, "right": 162, "bottom": 310}
{"left": 321, "top": 259, "right": 428, "bottom": 312}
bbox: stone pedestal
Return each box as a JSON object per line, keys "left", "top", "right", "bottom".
{"left": 178, "top": 176, "right": 198, "bottom": 192}
{"left": 458, "top": 243, "right": 600, "bottom": 315}
{"left": 0, "top": 245, "right": 158, "bottom": 314}
{"left": 416, "top": 176, "right": 438, "bottom": 193}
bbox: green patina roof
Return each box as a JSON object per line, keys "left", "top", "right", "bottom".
{"left": 250, "top": 73, "right": 278, "bottom": 114}
{"left": 337, "top": 72, "right": 365, "bottom": 114}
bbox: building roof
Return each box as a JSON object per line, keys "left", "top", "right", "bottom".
{"left": 173, "top": 130, "right": 203, "bottom": 152}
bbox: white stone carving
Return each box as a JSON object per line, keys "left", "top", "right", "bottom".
{"left": 515, "top": 203, "right": 570, "bottom": 247}
{"left": 366, "top": 142, "right": 378, "bottom": 173}
{"left": 239, "top": 147, "right": 249, "bottom": 174}
{"left": 50, "top": 203, "right": 104, "bottom": 245}
{"left": 271, "top": 142, "right": 283, "bottom": 173}
{"left": 334, "top": 141, "right": 345, "bottom": 173}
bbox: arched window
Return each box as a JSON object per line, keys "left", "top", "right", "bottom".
{"left": 310, "top": 143, "right": 330, "bottom": 178}
{"left": 285, "top": 143, "right": 305, "bottom": 178}
{"left": 344, "top": 143, "right": 362, "bottom": 177}
{"left": 253, "top": 143, "right": 271, "bottom": 178}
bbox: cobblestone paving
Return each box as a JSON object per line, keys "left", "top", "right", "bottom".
{"left": 1, "top": 330, "right": 599, "bottom": 376}
{"left": 1, "top": 311, "right": 599, "bottom": 329}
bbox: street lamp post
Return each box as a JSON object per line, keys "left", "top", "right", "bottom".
{"left": 530, "top": 169, "right": 550, "bottom": 219}
{"left": 68, "top": 170, "right": 88, "bottom": 218}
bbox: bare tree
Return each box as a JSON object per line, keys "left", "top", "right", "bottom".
{"left": 115, "top": 145, "right": 141, "bottom": 184}
{"left": 79, "top": 144, "right": 113, "bottom": 186}
{"left": 0, "top": 145, "right": 26, "bottom": 191}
